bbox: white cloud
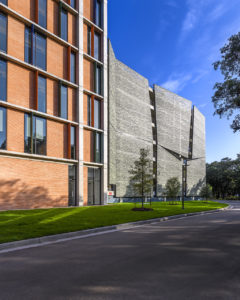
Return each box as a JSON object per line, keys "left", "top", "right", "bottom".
{"left": 161, "top": 74, "right": 192, "bottom": 93}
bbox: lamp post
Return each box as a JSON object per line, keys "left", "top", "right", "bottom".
{"left": 181, "top": 157, "right": 203, "bottom": 210}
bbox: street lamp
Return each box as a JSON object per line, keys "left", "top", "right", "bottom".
{"left": 181, "top": 157, "right": 203, "bottom": 210}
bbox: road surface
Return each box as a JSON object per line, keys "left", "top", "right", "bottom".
{"left": 0, "top": 201, "right": 240, "bottom": 299}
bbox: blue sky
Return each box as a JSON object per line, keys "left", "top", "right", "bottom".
{"left": 108, "top": 0, "right": 240, "bottom": 163}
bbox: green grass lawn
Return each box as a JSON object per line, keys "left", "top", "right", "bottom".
{"left": 0, "top": 201, "right": 227, "bottom": 244}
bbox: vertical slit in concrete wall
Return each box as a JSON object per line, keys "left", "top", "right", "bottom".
{"left": 149, "top": 87, "right": 158, "bottom": 196}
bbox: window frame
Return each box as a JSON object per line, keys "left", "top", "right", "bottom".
{"left": 59, "top": 83, "right": 68, "bottom": 120}
{"left": 38, "top": 0, "right": 47, "bottom": 29}
{"left": 0, "top": 106, "right": 7, "bottom": 150}
{"left": 0, "top": 12, "right": 7, "bottom": 53}
{"left": 87, "top": 95, "right": 92, "bottom": 126}
{"left": 70, "top": 125, "right": 76, "bottom": 160}
{"left": 94, "top": 63, "right": 102, "bottom": 96}
{"left": 70, "top": 51, "right": 76, "bottom": 83}
{"left": 0, "top": 58, "right": 7, "bottom": 102}
{"left": 37, "top": 75, "right": 47, "bottom": 113}
{"left": 24, "top": 26, "right": 46, "bottom": 70}
{"left": 94, "top": 0, "right": 103, "bottom": 28}
{"left": 24, "top": 114, "right": 47, "bottom": 156}
{"left": 59, "top": 4, "right": 68, "bottom": 41}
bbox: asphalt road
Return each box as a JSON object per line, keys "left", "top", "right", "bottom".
{"left": 1, "top": 202, "right": 240, "bottom": 300}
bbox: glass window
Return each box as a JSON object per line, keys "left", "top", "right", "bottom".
{"left": 0, "top": 106, "right": 6, "bottom": 150}
{"left": 70, "top": 0, "right": 75, "bottom": 9}
{"left": 95, "top": 64, "right": 102, "bottom": 95}
{"left": 95, "top": 0, "right": 102, "bottom": 28}
{"left": 94, "top": 99, "right": 101, "bottom": 129}
{"left": 60, "top": 84, "right": 68, "bottom": 119}
{"left": 88, "top": 167, "right": 101, "bottom": 205}
{"left": 25, "top": 27, "right": 46, "bottom": 70}
{"left": 87, "top": 95, "right": 92, "bottom": 126}
{"left": 95, "top": 132, "right": 101, "bottom": 163}
{"left": 38, "top": 0, "right": 47, "bottom": 28}
{"left": 71, "top": 126, "right": 76, "bottom": 159}
{"left": 94, "top": 32, "right": 101, "bottom": 61}
{"left": 34, "top": 32, "right": 46, "bottom": 70}
{"left": 70, "top": 52, "right": 76, "bottom": 83}
{"left": 24, "top": 27, "right": 32, "bottom": 64}
{"left": 0, "top": 0, "right": 7, "bottom": 4}
{"left": 60, "top": 8, "right": 68, "bottom": 41}
{"left": 24, "top": 113, "right": 32, "bottom": 153}
{"left": 0, "top": 12, "right": 7, "bottom": 52}
{"left": 87, "top": 26, "right": 91, "bottom": 55}
{"left": 24, "top": 115, "right": 46, "bottom": 155}
{"left": 38, "top": 76, "right": 46, "bottom": 113}
{"left": 33, "top": 116, "right": 46, "bottom": 155}
{"left": 0, "top": 59, "right": 7, "bottom": 101}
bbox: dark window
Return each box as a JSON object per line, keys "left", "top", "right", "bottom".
{"left": 95, "top": 64, "right": 102, "bottom": 95}
{"left": 38, "top": 0, "right": 47, "bottom": 28}
{"left": 94, "top": 32, "right": 101, "bottom": 61}
{"left": 24, "top": 27, "right": 32, "bottom": 64}
{"left": 87, "top": 95, "right": 92, "bottom": 126}
{"left": 34, "top": 31, "right": 46, "bottom": 70}
{"left": 95, "top": 0, "right": 102, "bottom": 28}
{"left": 70, "top": 52, "right": 76, "bottom": 83}
{"left": 60, "top": 7, "right": 68, "bottom": 41}
{"left": 69, "top": 165, "right": 76, "bottom": 206}
{"left": 0, "top": 12, "right": 7, "bottom": 52}
{"left": 71, "top": 126, "right": 76, "bottom": 159}
{"left": 24, "top": 113, "right": 32, "bottom": 153}
{"left": 0, "top": 59, "right": 7, "bottom": 101}
{"left": 70, "top": 0, "right": 75, "bottom": 9}
{"left": 94, "top": 99, "right": 101, "bottom": 129}
{"left": 0, "top": 106, "right": 6, "bottom": 150}
{"left": 0, "top": 0, "right": 7, "bottom": 4}
{"left": 33, "top": 116, "right": 46, "bottom": 155}
{"left": 59, "top": 84, "right": 68, "bottom": 119}
{"left": 25, "top": 114, "right": 46, "bottom": 155}
{"left": 95, "top": 132, "right": 101, "bottom": 163}
{"left": 87, "top": 26, "right": 91, "bottom": 55}
{"left": 25, "top": 27, "right": 46, "bottom": 70}
{"left": 38, "top": 76, "right": 46, "bottom": 113}
{"left": 88, "top": 167, "right": 101, "bottom": 205}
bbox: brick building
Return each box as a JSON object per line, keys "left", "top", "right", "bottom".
{"left": 0, "top": 0, "right": 108, "bottom": 209}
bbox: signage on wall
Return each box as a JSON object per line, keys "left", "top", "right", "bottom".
{"left": 107, "top": 191, "right": 114, "bottom": 196}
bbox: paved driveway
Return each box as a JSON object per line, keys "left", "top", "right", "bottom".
{"left": 0, "top": 201, "right": 240, "bottom": 300}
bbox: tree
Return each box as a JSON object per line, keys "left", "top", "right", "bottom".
{"left": 128, "top": 148, "right": 153, "bottom": 208}
{"left": 200, "top": 184, "right": 213, "bottom": 201}
{"left": 165, "top": 177, "right": 181, "bottom": 204}
{"left": 212, "top": 32, "right": 240, "bottom": 132}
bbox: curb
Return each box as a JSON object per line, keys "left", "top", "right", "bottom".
{"left": 0, "top": 205, "right": 230, "bottom": 254}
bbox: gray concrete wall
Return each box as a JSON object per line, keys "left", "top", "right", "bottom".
{"left": 108, "top": 41, "right": 153, "bottom": 197}
{"left": 187, "top": 106, "right": 206, "bottom": 195}
{"left": 108, "top": 42, "right": 206, "bottom": 198}
{"left": 154, "top": 85, "right": 193, "bottom": 195}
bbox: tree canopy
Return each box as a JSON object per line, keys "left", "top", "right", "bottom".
{"left": 206, "top": 154, "right": 240, "bottom": 199}
{"left": 212, "top": 32, "right": 240, "bottom": 132}
{"left": 128, "top": 148, "right": 153, "bottom": 208}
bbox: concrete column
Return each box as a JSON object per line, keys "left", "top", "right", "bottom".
{"left": 77, "top": 0, "right": 84, "bottom": 206}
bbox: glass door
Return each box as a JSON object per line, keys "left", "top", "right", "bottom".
{"left": 68, "top": 165, "right": 76, "bottom": 206}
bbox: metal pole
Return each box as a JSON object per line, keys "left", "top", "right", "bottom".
{"left": 182, "top": 163, "right": 185, "bottom": 209}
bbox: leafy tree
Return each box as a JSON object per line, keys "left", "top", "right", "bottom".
{"left": 165, "top": 177, "right": 181, "bottom": 204}
{"left": 212, "top": 32, "right": 240, "bottom": 132}
{"left": 128, "top": 148, "right": 153, "bottom": 208}
{"left": 200, "top": 184, "right": 213, "bottom": 201}
{"left": 206, "top": 154, "right": 240, "bottom": 199}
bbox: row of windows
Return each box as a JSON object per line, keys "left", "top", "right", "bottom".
{"left": 0, "top": 12, "right": 76, "bottom": 83}
{"left": 0, "top": 58, "right": 103, "bottom": 127}
{"left": 0, "top": 106, "right": 103, "bottom": 163}
{"left": 0, "top": 106, "right": 76, "bottom": 159}
{"left": 0, "top": 58, "right": 72, "bottom": 120}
